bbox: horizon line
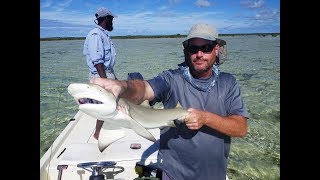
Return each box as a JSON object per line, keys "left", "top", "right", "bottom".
{"left": 40, "top": 32, "right": 280, "bottom": 40}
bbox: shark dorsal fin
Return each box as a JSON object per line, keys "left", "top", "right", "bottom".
{"left": 139, "top": 100, "right": 152, "bottom": 108}
{"left": 175, "top": 101, "right": 183, "bottom": 108}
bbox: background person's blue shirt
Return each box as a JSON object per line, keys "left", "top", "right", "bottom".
{"left": 83, "top": 25, "right": 116, "bottom": 74}
{"left": 147, "top": 67, "right": 249, "bottom": 180}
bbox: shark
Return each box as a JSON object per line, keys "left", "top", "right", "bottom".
{"left": 67, "top": 83, "right": 188, "bottom": 152}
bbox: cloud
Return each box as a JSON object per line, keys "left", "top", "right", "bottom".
{"left": 169, "top": 0, "right": 181, "bottom": 5}
{"left": 40, "top": 10, "right": 93, "bottom": 26}
{"left": 195, "top": 0, "right": 211, "bottom": 7}
{"left": 240, "top": 0, "right": 265, "bottom": 9}
{"left": 40, "top": 19, "right": 89, "bottom": 28}
{"left": 40, "top": 19, "right": 92, "bottom": 38}
{"left": 255, "top": 9, "right": 280, "bottom": 21}
{"left": 159, "top": 6, "right": 169, "bottom": 10}
{"left": 41, "top": 0, "right": 53, "bottom": 8}
{"left": 51, "top": 0, "right": 73, "bottom": 11}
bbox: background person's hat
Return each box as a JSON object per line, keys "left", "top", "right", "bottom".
{"left": 95, "top": 7, "right": 117, "bottom": 18}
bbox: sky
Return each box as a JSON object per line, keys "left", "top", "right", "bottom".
{"left": 40, "top": 0, "right": 280, "bottom": 38}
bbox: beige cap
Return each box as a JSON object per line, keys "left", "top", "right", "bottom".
{"left": 185, "top": 23, "right": 218, "bottom": 42}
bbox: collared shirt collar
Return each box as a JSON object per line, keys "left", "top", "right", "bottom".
{"left": 96, "top": 24, "right": 108, "bottom": 32}
{"left": 95, "top": 25, "right": 109, "bottom": 37}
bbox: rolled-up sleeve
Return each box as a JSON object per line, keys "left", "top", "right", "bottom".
{"left": 147, "top": 71, "right": 171, "bottom": 104}
{"left": 87, "top": 34, "right": 104, "bottom": 65}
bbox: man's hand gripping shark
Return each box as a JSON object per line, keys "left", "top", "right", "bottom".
{"left": 67, "top": 83, "right": 188, "bottom": 152}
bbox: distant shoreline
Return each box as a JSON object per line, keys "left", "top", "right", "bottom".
{"left": 40, "top": 33, "right": 280, "bottom": 41}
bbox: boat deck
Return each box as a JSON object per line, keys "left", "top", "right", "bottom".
{"left": 40, "top": 111, "right": 160, "bottom": 180}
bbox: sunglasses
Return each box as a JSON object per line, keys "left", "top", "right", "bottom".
{"left": 186, "top": 44, "right": 216, "bottom": 54}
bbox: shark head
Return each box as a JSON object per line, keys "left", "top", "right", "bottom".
{"left": 68, "top": 83, "right": 189, "bottom": 152}
{"left": 67, "top": 83, "right": 118, "bottom": 119}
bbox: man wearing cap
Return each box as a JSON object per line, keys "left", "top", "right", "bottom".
{"left": 83, "top": 7, "right": 117, "bottom": 140}
{"left": 90, "top": 23, "right": 249, "bottom": 180}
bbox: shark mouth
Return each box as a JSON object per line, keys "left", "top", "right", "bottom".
{"left": 78, "top": 98, "right": 103, "bottom": 104}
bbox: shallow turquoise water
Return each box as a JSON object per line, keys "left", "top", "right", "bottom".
{"left": 40, "top": 36, "right": 280, "bottom": 179}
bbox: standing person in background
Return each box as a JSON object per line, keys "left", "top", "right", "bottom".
{"left": 83, "top": 7, "right": 117, "bottom": 140}
{"left": 90, "top": 23, "right": 249, "bottom": 180}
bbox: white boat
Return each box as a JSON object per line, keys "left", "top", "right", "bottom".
{"left": 40, "top": 110, "right": 160, "bottom": 180}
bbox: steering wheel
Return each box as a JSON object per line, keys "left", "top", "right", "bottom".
{"left": 77, "top": 161, "right": 117, "bottom": 180}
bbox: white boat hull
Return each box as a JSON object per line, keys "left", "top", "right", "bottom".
{"left": 40, "top": 111, "right": 160, "bottom": 180}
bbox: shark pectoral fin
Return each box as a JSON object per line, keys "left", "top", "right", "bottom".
{"left": 129, "top": 119, "right": 156, "bottom": 142}
{"left": 98, "top": 123, "right": 126, "bottom": 152}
